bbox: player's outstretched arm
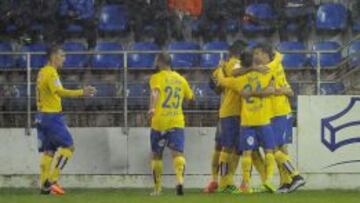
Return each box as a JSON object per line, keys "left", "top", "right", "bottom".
{"left": 57, "top": 85, "right": 96, "bottom": 97}
{"left": 54, "top": 85, "right": 96, "bottom": 97}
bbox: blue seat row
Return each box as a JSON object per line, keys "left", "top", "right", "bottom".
{"left": 278, "top": 41, "right": 359, "bottom": 69}
{"left": 243, "top": 2, "right": 353, "bottom": 33}
{"left": 0, "top": 41, "right": 228, "bottom": 69}
{"left": 1, "top": 40, "right": 358, "bottom": 69}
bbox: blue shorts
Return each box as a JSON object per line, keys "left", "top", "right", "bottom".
{"left": 218, "top": 116, "right": 240, "bottom": 149}
{"left": 272, "top": 114, "right": 293, "bottom": 147}
{"left": 238, "top": 125, "right": 275, "bottom": 152}
{"left": 36, "top": 113, "right": 73, "bottom": 152}
{"left": 150, "top": 128, "right": 185, "bottom": 154}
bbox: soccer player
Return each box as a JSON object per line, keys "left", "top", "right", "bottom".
{"left": 252, "top": 43, "right": 305, "bottom": 193}
{"left": 204, "top": 40, "right": 246, "bottom": 194}
{"left": 215, "top": 48, "right": 277, "bottom": 194}
{"left": 36, "top": 45, "right": 96, "bottom": 195}
{"left": 148, "top": 52, "right": 194, "bottom": 196}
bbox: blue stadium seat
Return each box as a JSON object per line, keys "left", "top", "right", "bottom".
{"left": 278, "top": 41, "right": 308, "bottom": 69}
{"left": 320, "top": 82, "right": 345, "bottom": 95}
{"left": 311, "top": 41, "right": 342, "bottom": 68}
{"left": 85, "top": 83, "right": 117, "bottom": 110}
{"left": 18, "top": 43, "right": 47, "bottom": 69}
{"left": 30, "top": 22, "right": 45, "bottom": 32}
{"left": 349, "top": 41, "right": 360, "bottom": 67}
{"left": 66, "top": 24, "right": 84, "bottom": 33}
{"left": 62, "top": 42, "right": 88, "bottom": 68}
{"left": 92, "top": 42, "right": 123, "bottom": 69}
{"left": 0, "top": 42, "right": 15, "bottom": 69}
{"left": 226, "top": 19, "right": 240, "bottom": 33}
{"left": 316, "top": 3, "right": 348, "bottom": 31}
{"left": 5, "top": 25, "right": 17, "bottom": 34}
{"left": 168, "top": 42, "right": 200, "bottom": 68}
{"left": 200, "top": 41, "right": 229, "bottom": 68}
{"left": 127, "top": 83, "right": 150, "bottom": 108}
{"left": 128, "top": 42, "right": 160, "bottom": 68}
{"left": 93, "top": 83, "right": 117, "bottom": 97}
{"left": 242, "top": 3, "right": 275, "bottom": 33}
{"left": 192, "top": 83, "right": 220, "bottom": 109}
{"left": 353, "top": 22, "right": 360, "bottom": 33}
{"left": 98, "top": 5, "right": 128, "bottom": 32}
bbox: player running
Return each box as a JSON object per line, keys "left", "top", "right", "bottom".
{"left": 148, "top": 52, "right": 194, "bottom": 196}
{"left": 36, "top": 45, "right": 96, "bottom": 195}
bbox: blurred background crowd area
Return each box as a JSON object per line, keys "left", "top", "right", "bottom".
{"left": 0, "top": 0, "right": 359, "bottom": 128}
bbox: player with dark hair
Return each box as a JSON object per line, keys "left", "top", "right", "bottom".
{"left": 36, "top": 44, "right": 96, "bottom": 195}
{"left": 252, "top": 43, "right": 305, "bottom": 193}
{"left": 215, "top": 47, "right": 278, "bottom": 193}
{"left": 205, "top": 40, "right": 246, "bottom": 194}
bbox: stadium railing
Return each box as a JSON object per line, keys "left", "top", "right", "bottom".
{"left": 0, "top": 34, "right": 359, "bottom": 135}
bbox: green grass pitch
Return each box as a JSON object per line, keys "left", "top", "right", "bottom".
{"left": 0, "top": 189, "right": 359, "bottom": 203}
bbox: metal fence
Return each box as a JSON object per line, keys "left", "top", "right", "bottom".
{"left": 0, "top": 37, "right": 359, "bottom": 134}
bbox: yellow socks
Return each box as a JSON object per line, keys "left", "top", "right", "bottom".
{"left": 49, "top": 148, "right": 73, "bottom": 183}
{"left": 211, "top": 150, "right": 220, "bottom": 182}
{"left": 173, "top": 156, "right": 186, "bottom": 185}
{"left": 274, "top": 151, "right": 299, "bottom": 178}
{"left": 252, "top": 151, "right": 266, "bottom": 184}
{"left": 40, "top": 154, "right": 53, "bottom": 187}
{"left": 227, "top": 152, "right": 240, "bottom": 186}
{"left": 151, "top": 159, "right": 163, "bottom": 192}
{"left": 218, "top": 151, "right": 231, "bottom": 188}
{"left": 265, "top": 153, "right": 275, "bottom": 181}
{"left": 241, "top": 155, "right": 252, "bottom": 184}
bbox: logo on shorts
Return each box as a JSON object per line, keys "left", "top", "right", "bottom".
{"left": 321, "top": 97, "right": 360, "bottom": 152}
{"left": 158, "top": 139, "right": 166, "bottom": 147}
{"left": 247, "top": 137, "right": 255, "bottom": 146}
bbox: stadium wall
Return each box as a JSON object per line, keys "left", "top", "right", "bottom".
{"left": 0, "top": 96, "right": 360, "bottom": 190}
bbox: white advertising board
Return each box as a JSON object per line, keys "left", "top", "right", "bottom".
{"left": 298, "top": 96, "right": 360, "bottom": 173}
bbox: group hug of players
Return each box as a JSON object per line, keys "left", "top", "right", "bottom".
{"left": 147, "top": 40, "right": 305, "bottom": 195}
{"left": 35, "top": 43, "right": 304, "bottom": 196}
{"left": 203, "top": 40, "right": 305, "bottom": 194}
